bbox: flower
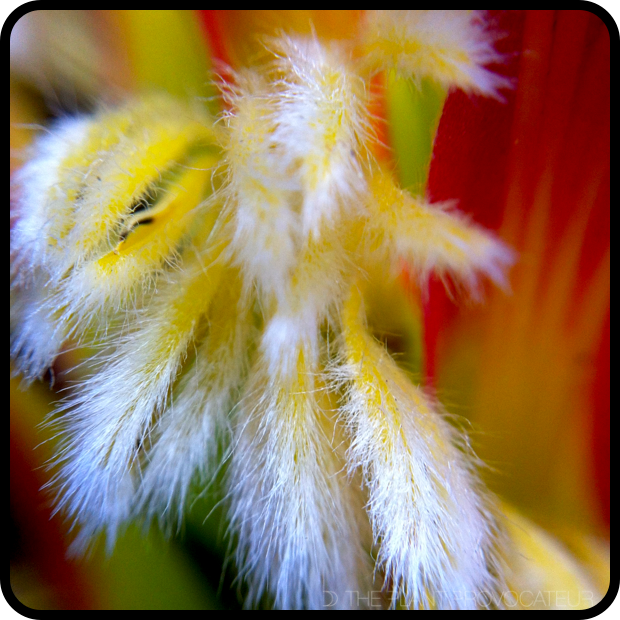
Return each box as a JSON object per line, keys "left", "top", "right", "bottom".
{"left": 10, "top": 10, "right": 609, "bottom": 611}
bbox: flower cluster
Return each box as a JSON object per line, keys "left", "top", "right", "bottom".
{"left": 11, "top": 11, "right": 515, "bottom": 609}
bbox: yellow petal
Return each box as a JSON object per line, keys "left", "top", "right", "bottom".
{"left": 504, "top": 507, "right": 607, "bottom": 610}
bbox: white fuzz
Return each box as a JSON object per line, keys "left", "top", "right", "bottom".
{"left": 220, "top": 74, "right": 359, "bottom": 344}
{"left": 260, "top": 229, "right": 355, "bottom": 376}
{"left": 270, "top": 37, "right": 370, "bottom": 238}
{"left": 361, "top": 10, "right": 511, "bottom": 97}
{"left": 337, "top": 289, "right": 503, "bottom": 608}
{"left": 228, "top": 337, "right": 362, "bottom": 609}
{"left": 11, "top": 117, "right": 90, "bottom": 280}
{"left": 52, "top": 255, "right": 225, "bottom": 550}
{"left": 136, "top": 274, "right": 254, "bottom": 526}
{"left": 386, "top": 201, "right": 514, "bottom": 294}
{"left": 261, "top": 311, "right": 318, "bottom": 380}
{"left": 221, "top": 75, "right": 302, "bottom": 305}
{"left": 367, "top": 171, "right": 515, "bottom": 296}
{"left": 10, "top": 270, "right": 66, "bottom": 381}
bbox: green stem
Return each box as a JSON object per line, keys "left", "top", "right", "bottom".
{"left": 385, "top": 74, "right": 447, "bottom": 196}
